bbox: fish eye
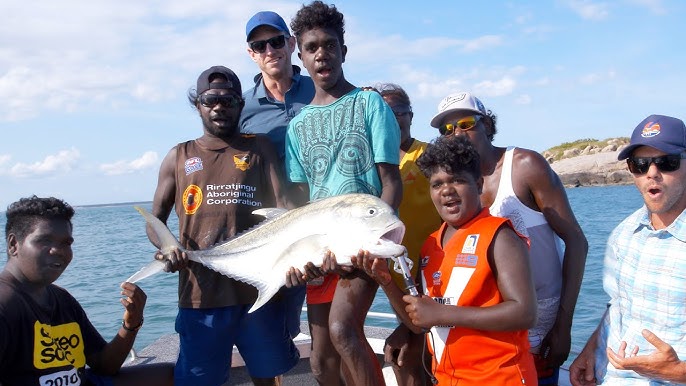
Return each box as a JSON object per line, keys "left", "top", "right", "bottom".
{"left": 367, "top": 208, "right": 377, "bottom": 216}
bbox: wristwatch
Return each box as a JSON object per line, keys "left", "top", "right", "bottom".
{"left": 122, "top": 317, "right": 144, "bottom": 332}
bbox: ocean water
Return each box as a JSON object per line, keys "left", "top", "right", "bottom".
{"left": 0, "top": 185, "right": 643, "bottom": 364}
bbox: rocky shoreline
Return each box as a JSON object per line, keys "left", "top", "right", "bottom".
{"left": 543, "top": 138, "right": 633, "bottom": 188}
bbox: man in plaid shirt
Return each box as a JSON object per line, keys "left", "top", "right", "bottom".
{"left": 570, "top": 114, "right": 686, "bottom": 385}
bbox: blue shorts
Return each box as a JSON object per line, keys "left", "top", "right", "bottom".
{"left": 533, "top": 354, "right": 560, "bottom": 385}
{"left": 281, "top": 285, "right": 306, "bottom": 338}
{"left": 174, "top": 302, "right": 299, "bottom": 386}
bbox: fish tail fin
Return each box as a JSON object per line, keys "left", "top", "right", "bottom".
{"left": 247, "top": 283, "right": 283, "bottom": 314}
{"left": 126, "top": 260, "right": 167, "bottom": 283}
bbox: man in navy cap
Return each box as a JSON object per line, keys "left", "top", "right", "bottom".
{"left": 147, "top": 65, "right": 299, "bottom": 386}
{"left": 570, "top": 115, "right": 686, "bottom": 385}
{"left": 240, "top": 11, "right": 315, "bottom": 161}
{"left": 239, "top": 9, "right": 315, "bottom": 351}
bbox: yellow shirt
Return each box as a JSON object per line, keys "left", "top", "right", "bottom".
{"left": 392, "top": 139, "right": 442, "bottom": 290}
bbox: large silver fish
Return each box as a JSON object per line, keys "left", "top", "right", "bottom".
{"left": 127, "top": 193, "right": 407, "bottom": 313}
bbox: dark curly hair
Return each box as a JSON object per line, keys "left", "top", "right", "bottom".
{"left": 290, "top": 1, "right": 345, "bottom": 48}
{"left": 483, "top": 111, "right": 498, "bottom": 142}
{"left": 417, "top": 135, "right": 481, "bottom": 181}
{"left": 5, "top": 195, "right": 74, "bottom": 242}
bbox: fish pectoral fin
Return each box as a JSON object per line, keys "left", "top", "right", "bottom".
{"left": 247, "top": 281, "right": 283, "bottom": 314}
{"left": 279, "top": 234, "right": 330, "bottom": 269}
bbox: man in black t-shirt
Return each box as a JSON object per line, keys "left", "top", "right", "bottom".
{"left": 0, "top": 196, "right": 172, "bottom": 386}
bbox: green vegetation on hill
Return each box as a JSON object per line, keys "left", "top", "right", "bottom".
{"left": 543, "top": 137, "right": 630, "bottom": 161}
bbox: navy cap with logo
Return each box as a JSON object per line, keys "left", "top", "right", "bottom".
{"left": 245, "top": 11, "right": 290, "bottom": 41}
{"left": 196, "top": 66, "right": 242, "bottom": 95}
{"left": 617, "top": 114, "right": 686, "bottom": 160}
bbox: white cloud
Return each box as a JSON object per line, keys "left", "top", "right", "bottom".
{"left": 0, "top": 0, "right": 292, "bottom": 122}
{"left": 416, "top": 79, "right": 466, "bottom": 100}
{"left": 6, "top": 148, "right": 81, "bottom": 178}
{"left": 534, "top": 77, "right": 551, "bottom": 86}
{"left": 100, "top": 151, "right": 159, "bottom": 176}
{"left": 0, "top": 154, "right": 10, "bottom": 166}
{"left": 461, "top": 35, "right": 504, "bottom": 53}
{"left": 474, "top": 76, "right": 518, "bottom": 97}
{"left": 627, "top": 0, "right": 666, "bottom": 14}
{"left": 515, "top": 94, "right": 533, "bottom": 105}
{"left": 580, "top": 70, "right": 616, "bottom": 85}
{"left": 565, "top": 0, "right": 610, "bottom": 21}
{"left": 349, "top": 34, "right": 503, "bottom": 65}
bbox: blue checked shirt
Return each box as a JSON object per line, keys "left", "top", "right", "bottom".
{"left": 594, "top": 206, "right": 686, "bottom": 385}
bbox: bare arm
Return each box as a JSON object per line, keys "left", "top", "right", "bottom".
{"left": 149, "top": 147, "right": 177, "bottom": 242}
{"left": 517, "top": 149, "right": 588, "bottom": 366}
{"left": 569, "top": 311, "right": 604, "bottom": 386}
{"left": 87, "top": 283, "right": 146, "bottom": 375}
{"left": 258, "top": 136, "right": 290, "bottom": 209}
{"left": 147, "top": 147, "right": 186, "bottom": 272}
{"left": 376, "top": 162, "right": 403, "bottom": 211}
{"left": 288, "top": 182, "right": 310, "bottom": 209}
{"left": 405, "top": 226, "right": 537, "bottom": 331}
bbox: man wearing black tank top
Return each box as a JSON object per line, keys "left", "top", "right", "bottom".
{"left": 146, "top": 66, "right": 298, "bottom": 386}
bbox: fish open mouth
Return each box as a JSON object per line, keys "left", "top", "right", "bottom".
{"left": 380, "top": 221, "right": 406, "bottom": 244}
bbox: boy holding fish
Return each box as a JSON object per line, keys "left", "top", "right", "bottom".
{"left": 284, "top": 1, "right": 403, "bottom": 385}
{"left": 353, "top": 135, "right": 538, "bottom": 385}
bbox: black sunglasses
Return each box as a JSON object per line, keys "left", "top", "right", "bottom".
{"left": 249, "top": 35, "right": 287, "bottom": 53}
{"left": 627, "top": 153, "right": 686, "bottom": 174}
{"left": 199, "top": 94, "right": 242, "bottom": 108}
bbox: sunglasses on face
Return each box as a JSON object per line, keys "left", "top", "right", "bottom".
{"left": 392, "top": 109, "right": 412, "bottom": 118}
{"left": 626, "top": 153, "right": 686, "bottom": 174}
{"left": 439, "top": 115, "right": 481, "bottom": 136}
{"left": 249, "top": 35, "right": 287, "bottom": 53}
{"left": 199, "top": 94, "right": 242, "bottom": 108}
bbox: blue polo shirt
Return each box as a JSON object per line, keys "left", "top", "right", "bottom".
{"left": 239, "top": 65, "right": 315, "bottom": 160}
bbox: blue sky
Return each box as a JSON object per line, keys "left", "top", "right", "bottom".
{"left": 1, "top": 0, "right": 683, "bottom": 208}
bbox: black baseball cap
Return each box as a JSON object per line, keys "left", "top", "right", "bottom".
{"left": 196, "top": 66, "right": 241, "bottom": 95}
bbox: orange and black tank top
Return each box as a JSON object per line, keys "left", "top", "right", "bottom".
{"left": 174, "top": 135, "right": 276, "bottom": 308}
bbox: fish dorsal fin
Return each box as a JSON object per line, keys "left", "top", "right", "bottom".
{"left": 252, "top": 207, "right": 288, "bottom": 220}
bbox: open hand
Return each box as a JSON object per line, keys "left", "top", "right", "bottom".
{"left": 607, "top": 329, "right": 685, "bottom": 382}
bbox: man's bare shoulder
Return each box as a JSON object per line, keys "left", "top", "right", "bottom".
{"left": 511, "top": 147, "right": 554, "bottom": 171}
{"left": 510, "top": 147, "right": 559, "bottom": 184}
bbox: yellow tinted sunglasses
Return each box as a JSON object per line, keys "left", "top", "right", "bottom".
{"left": 439, "top": 115, "right": 481, "bottom": 136}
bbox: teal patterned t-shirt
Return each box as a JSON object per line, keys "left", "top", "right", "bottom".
{"left": 285, "top": 88, "right": 400, "bottom": 200}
